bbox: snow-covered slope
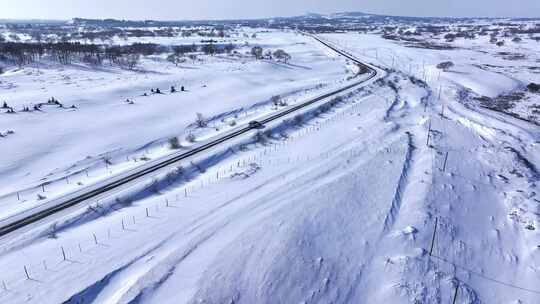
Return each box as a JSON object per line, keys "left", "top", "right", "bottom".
{"left": 0, "top": 30, "right": 539, "bottom": 304}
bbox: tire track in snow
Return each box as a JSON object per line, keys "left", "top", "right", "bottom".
{"left": 381, "top": 132, "right": 415, "bottom": 234}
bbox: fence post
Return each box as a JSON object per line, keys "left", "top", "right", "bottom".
{"left": 452, "top": 282, "right": 459, "bottom": 304}
{"left": 426, "top": 120, "right": 432, "bottom": 147}
{"left": 441, "top": 103, "right": 446, "bottom": 117}
{"left": 24, "top": 265, "right": 30, "bottom": 280}
{"left": 443, "top": 152, "right": 449, "bottom": 172}
{"left": 93, "top": 233, "right": 98, "bottom": 245}
{"left": 429, "top": 217, "right": 439, "bottom": 256}
{"left": 61, "top": 246, "right": 67, "bottom": 261}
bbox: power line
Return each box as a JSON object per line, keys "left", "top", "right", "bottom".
{"left": 429, "top": 254, "right": 540, "bottom": 295}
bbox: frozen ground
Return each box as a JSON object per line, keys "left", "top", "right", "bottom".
{"left": 0, "top": 30, "right": 539, "bottom": 304}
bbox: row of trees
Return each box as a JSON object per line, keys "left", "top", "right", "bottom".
{"left": 0, "top": 41, "right": 238, "bottom": 69}
{"left": 0, "top": 41, "right": 161, "bottom": 68}
{"left": 250, "top": 46, "right": 292, "bottom": 63}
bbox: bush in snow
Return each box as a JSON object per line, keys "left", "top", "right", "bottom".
{"left": 167, "top": 54, "right": 186, "bottom": 66}
{"left": 271, "top": 95, "right": 287, "bottom": 107}
{"left": 195, "top": 112, "right": 208, "bottom": 128}
{"left": 117, "top": 54, "right": 140, "bottom": 70}
{"left": 166, "top": 166, "right": 184, "bottom": 185}
{"left": 253, "top": 131, "right": 269, "bottom": 144}
{"left": 436, "top": 61, "right": 454, "bottom": 71}
{"left": 293, "top": 114, "right": 305, "bottom": 126}
{"left": 186, "top": 133, "right": 196, "bottom": 143}
{"left": 168, "top": 137, "right": 182, "bottom": 149}
{"left": 251, "top": 46, "right": 263, "bottom": 59}
{"left": 527, "top": 83, "right": 540, "bottom": 93}
{"left": 47, "top": 223, "right": 58, "bottom": 239}
{"left": 271, "top": 95, "right": 281, "bottom": 106}
{"left": 273, "top": 49, "right": 291, "bottom": 63}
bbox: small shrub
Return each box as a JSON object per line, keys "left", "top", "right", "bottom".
{"left": 186, "top": 133, "right": 196, "bottom": 143}
{"left": 293, "top": 114, "right": 304, "bottom": 126}
{"left": 195, "top": 113, "right": 208, "bottom": 128}
{"left": 168, "top": 137, "right": 181, "bottom": 149}
{"left": 253, "top": 131, "right": 268, "bottom": 144}
{"left": 436, "top": 61, "right": 454, "bottom": 71}
{"left": 166, "top": 166, "right": 184, "bottom": 185}
{"left": 149, "top": 178, "right": 160, "bottom": 194}
{"left": 271, "top": 95, "right": 281, "bottom": 106}
{"left": 47, "top": 223, "right": 58, "bottom": 239}
{"left": 190, "top": 161, "right": 206, "bottom": 173}
{"left": 527, "top": 83, "right": 540, "bottom": 93}
{"left": 140, "top": 155, "right": 151, "bottom": 161}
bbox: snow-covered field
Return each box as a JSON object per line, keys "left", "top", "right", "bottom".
{"left": 0, "top": 30, "right": 360, "bottom": 221}
{"left": 1, "top": 20, "right": 540, "bottom": 304}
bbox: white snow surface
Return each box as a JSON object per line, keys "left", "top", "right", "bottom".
{"left": 0, "top": 30, "right": 539, "bottom": 304}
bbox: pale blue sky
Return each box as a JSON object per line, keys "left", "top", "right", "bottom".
{"left": 0, "top": 0, "right": 539, "bottom": 20}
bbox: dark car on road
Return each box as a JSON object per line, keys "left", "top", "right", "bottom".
{"left": 249, "top": 121, "right": 265, "bottom": 129}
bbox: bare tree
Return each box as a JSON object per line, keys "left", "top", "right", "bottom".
{"left": 273, "top": 49, "right": 291, "bottom": 63}
{"left": 251, "top": 46, "right": 263, "bottom": 59}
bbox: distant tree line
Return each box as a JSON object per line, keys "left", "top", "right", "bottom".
{"left": 0, "top": 41, "right": 238, "bottom": 69}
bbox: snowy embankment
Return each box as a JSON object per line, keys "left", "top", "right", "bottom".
{"left": 319, "top": 33, "right": 540, "bottom": 303}
{"left": 0, "top": 31, "right": 538, "bottom": 304}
